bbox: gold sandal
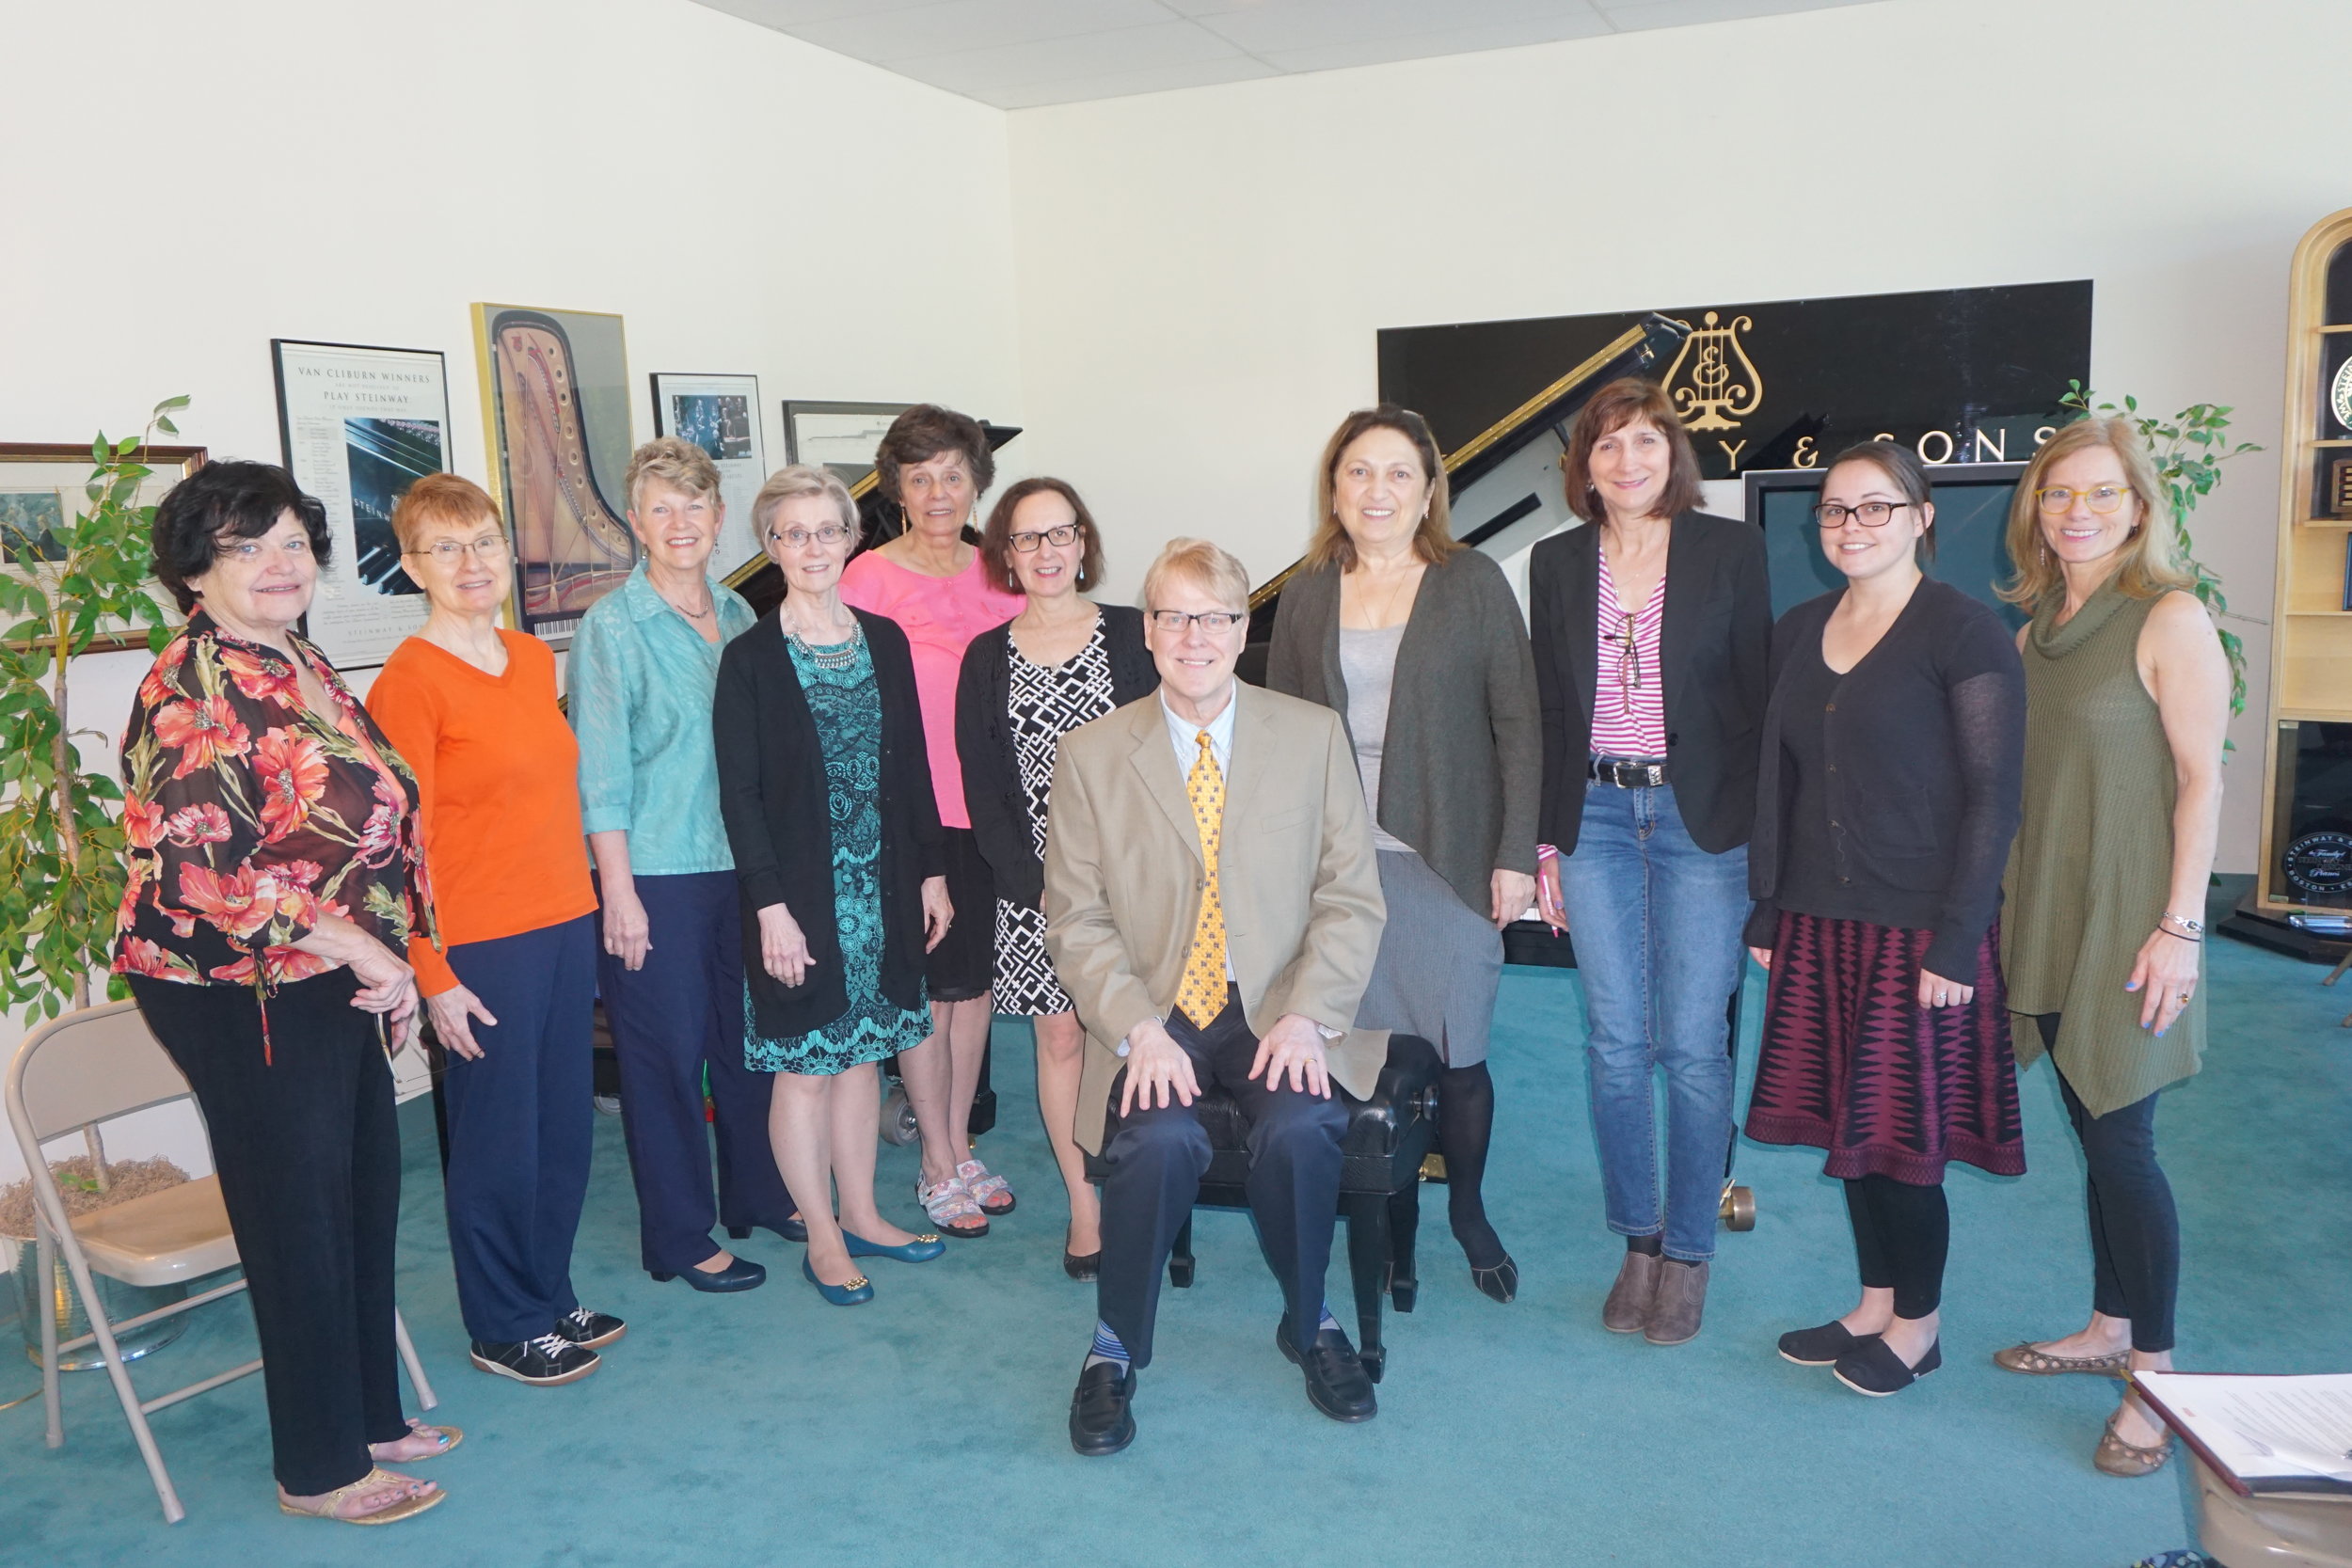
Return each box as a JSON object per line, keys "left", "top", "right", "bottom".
{"left": 1993, "top": 1341, "right": 2132, "bottom": 1378}
{"left": 278, "top": 1467, "right": 448, "bottom": 1524}
{"left": 2094, "top": 1410, "right": 2173, "bottom": 1478}
{"left": 374, "top": 1417, "right": 463, "bottom": 1461}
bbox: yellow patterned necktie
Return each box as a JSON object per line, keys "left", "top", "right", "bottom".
{"left": 1174, "top": 728, "right": 1229, "bottom": 1027}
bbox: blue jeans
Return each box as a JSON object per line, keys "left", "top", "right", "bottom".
{"left": 1556, "top": 782, "right": 1750, "bottom": 1262}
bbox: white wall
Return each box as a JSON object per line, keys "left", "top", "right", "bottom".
{"left": 1008, "top": 0, "right": 2352, "bottom": 872}
{"left": 0, "top": 0, "right": 1020, "bottom": 1183}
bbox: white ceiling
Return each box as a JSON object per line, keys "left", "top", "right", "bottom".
{"left": 690, "top": 0, "right": 1882, "bottom": 109}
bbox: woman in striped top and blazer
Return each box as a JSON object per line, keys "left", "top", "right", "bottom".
{"left": 1530, "top": 377, "right": 1771, "bottom": 1348}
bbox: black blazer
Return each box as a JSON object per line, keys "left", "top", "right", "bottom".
{"left": 714, "top": 609, "right": 946, "bottom": 1038}
{"left": 1528, "top": 511, "right": 1771, "bottom": 856}
{"left": 955, "top": 603, "right": 1157, "bottom": 909}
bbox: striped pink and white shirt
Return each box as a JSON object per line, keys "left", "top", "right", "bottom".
{"left": 1591, "top": 550, "right": 1667, "bottom": 756}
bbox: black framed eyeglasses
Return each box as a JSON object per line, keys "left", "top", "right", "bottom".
{"left": 1147, "top": 609, "right": 1247, "bottom": 633}
{"left": 1813, "top": 500, "right": 1912, "bottom": 529}
{"left": 1009, "top": 523, "right": 1081, "bottom": 552}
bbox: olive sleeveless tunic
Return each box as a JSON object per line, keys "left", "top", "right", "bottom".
{"left": 2001, "top": 581, "right": 2204, "bottom": 1117}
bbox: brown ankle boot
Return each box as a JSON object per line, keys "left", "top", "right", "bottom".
{"left": 1601, "top": 1250, "right": 1661, "bottom": 1333}
{"left": 1645, "top": 1259, "right": 1709, "bottom": 1345}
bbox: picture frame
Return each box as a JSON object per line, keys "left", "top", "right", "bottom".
{"left": 650, "top": 372, "right": 765, "bottom": 578}
{"left": 781, "top": 400, "right": 908, "bottom": 491}
{"left": 0, "top": 442, "right": 207, "bottom": 652}
{"left": 271, "top": 339, "right": 454, "bottom": 670}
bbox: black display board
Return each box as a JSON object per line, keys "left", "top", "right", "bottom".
{"left": 1746, "top": 463, "right": 2028, "bottom": 628}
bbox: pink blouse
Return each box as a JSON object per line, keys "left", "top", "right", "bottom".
{"left": 838, "top": 548, "right": 1023, "bottom": 829}
{"left": 1590, "top": 550, "right": 1667, "bottom": 756}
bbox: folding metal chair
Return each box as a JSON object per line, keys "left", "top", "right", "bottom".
{"left": 4, "top": 1000, "right": 436, "bottom": 1524}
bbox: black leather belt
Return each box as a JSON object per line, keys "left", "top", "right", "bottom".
{"left": 1587, "top": 755, "right": 1668, "bottom": 788}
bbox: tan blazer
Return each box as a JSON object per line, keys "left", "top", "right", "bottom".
{"left": 1043, "top": 683, "right": 1388, "bottom": 1155}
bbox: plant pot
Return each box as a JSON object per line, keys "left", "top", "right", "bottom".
{"left": 6, "top": 1238, "right": 186, "bottom": 1371}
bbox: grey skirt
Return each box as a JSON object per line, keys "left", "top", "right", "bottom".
{"left": 1355, "top": 848, "right": 1502, "bottom": 1068}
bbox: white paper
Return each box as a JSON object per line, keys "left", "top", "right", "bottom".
{"left": 790, "top": 410, "right": 898, "bottom": 471}
{"left": 653, "top": 373, "right": 764, "bottom": 578}
{"left": 2140, "top": 1371, "right": 2352, "bottom": 1488}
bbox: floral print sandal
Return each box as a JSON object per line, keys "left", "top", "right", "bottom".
{"left": 916, "top": 1174, "right": 989, "bottom": 1238}
{"left": 959, "top": 1159, "right": 1015, "bottom": 1216}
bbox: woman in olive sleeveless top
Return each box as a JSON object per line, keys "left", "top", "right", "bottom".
{"left": 1995, "top": 417, "right": 2230, "bottom": 1480}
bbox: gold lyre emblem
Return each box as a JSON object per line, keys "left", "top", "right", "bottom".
{"left": 1661, "top": 310, "right": 1764, "bottom": 431}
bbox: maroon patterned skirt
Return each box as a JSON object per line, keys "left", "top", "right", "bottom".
{"left": 1744, "top": 910, "right": 2026, "bottom": 1183}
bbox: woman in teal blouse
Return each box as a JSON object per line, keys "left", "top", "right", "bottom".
{"left": 569, "top": 437, "right": 797, "bottom": 1293}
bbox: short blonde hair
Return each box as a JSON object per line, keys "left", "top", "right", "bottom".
{"left": 752, "top": 464, "right": 860, "bottom": 546}
{"left": 624, "top": 436, "right": 723, "bottom": 513}
{"left": 1138, "top": 537, "right": 1249, "bottom": 615}
{"left": 1999, "top": 416, "right": 2192, "bottom": 609}
{"left": 389, "top": 471, "right": 501, "bottom": 553}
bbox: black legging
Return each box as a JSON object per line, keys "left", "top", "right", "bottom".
{"left": 1843, "top": 1173, "right": 1948, "bottom": 1319}
{"left": 1438, "top": 1063, "right": 1504, "bottom": 1269}
{"left": 2037, "top": 1015, "right": 2179, "bottom": 1353}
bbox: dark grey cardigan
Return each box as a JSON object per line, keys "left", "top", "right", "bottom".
{"left": 1265, "top": 547, "right": 1540, "bottom": 916}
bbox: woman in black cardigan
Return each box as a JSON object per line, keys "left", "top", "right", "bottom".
{"left": 716, "top": 465, "right": 952, "bottom": 1306}
{"left": 956, "top": 478, "right": 1155, "bottom": 1279}
{"left": 1742, "top": 441, "right": 2026, "bottom": 1396}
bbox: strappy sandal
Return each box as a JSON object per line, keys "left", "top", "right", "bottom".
{"left": 1993, "top": 1341, "right": 2132, "bottom": 1378}
{"left": 2095, "top": 1407, "right": 2173, "bottom": 1477}
{"left": 958, "top": 1158, "right": 1015, "bottom": 1216}
{"left": 278, "top": 1467, "right": 446, "bottom": 1525}
{"left": 373, "top": 1417, "right": 463, "bottom": 1461}
{"left": 916, "top": 1174, "right": 990, "bottom": 1238}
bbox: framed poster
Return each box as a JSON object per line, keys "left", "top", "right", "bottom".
{"left": 271, "top": 339, "right": 453, "bottom": 669}
{"left": 650, "top": 372, "right": 763, "bottom": 577}
{"left": 471, "top": 303, "right": 637, "bottom": 646}
{"left": 782, "top": 400, "right": 907, "bottom": 490}
{"left": 1, "top": 442, "right": 206, "bottom": 651}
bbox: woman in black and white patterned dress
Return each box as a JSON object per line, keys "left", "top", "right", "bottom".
{"left": 957, "top": 479, "right": 1156, "bottom": 1278}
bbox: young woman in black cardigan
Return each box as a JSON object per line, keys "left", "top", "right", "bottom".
{"left": 1742, "top": 441, "right": 2027, "bottom": 1396}
{"left": 715, "top": 465, "right": 952, "bottom": 1307}
{"left": 955, "top": 479, "right": 1156, "bottom": 1279}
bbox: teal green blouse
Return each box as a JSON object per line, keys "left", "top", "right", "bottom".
{"left": 568, "top": 562, "right": 755, "bottom": 877}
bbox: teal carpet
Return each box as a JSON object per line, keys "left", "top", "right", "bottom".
{"left": 4, "top": 935, "right": 2345, "bottom": 1567}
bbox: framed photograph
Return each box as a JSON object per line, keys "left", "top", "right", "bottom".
{"left": 472, "top": 303, "right": 637, "bottom": 646}
{"left": 781, "top": 400, "right": 907, "bottom": 491}
{"left": 1, "top": 442, "right": 207, "bottom": 652}
{"left": 271, "top": 339, "right": 453, "bottom": 669}
{"left": 651, "top": 372, "right": 764, "bottom": 578}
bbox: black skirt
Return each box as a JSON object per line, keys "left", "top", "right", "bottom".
{"left": 929, "top": 827, "right": 995, "bottom": 1002}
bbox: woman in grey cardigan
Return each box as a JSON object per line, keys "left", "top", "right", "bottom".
{"left": 1268, "top": 404, "right": 1541, "bottom": 1303}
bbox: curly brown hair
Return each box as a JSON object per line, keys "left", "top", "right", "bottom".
{"left": 874, "top": 404, "right": 993, "bottom": 504}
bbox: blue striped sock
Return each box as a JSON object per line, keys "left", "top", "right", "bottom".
{"left": 1085, "top": 1321, "right": 1130, "bottom": 1370}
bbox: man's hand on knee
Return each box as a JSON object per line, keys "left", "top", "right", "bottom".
{"left": 1120, "top": 1019, "right": 1200, "bottom": 1115}
{"left": 1248, "top": 1014, "right": 1332, "bottom": 1099}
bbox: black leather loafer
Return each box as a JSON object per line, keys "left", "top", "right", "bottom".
{"left": 650, "top": 1255, "right": 767, "bottom": 1292}
{"left": 1069, "top": 1361, "right": 1136, "bottom": 1456}
{"left": 1778, "top": 1320, "right": 1875, "bottom": 1367}
{"left": 1834, "top": 1336, "right": 1941, "bottom": 1397}
{"left": 1277, "top": 1317, "right": 1377, "bottom": 1423}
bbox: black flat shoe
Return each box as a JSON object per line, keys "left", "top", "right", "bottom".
{"left": 1277, "top": 1317, "right": 1377, "bottom": 1423}
{"left": 1834, "top": 1336, "right": 1941, "bottom": 1397}
{"left": 1069, "top": 1361, "right": 1136, "bottom": 1456}
{"left": 1469, "top": 1256, "right": 1518, "bottom": 1304}
{"left": 1063, "top": 1250, "right": 1101, "bottom": 1282}
{"left": 1779, "top": 1320, "right": 1876, "bottom": 1367}
{"left": 650, "top": 1255, "right": 768, "bottom": 1292}
{"left": 726, "top": 1216, "right": 807, "bottom": 1244}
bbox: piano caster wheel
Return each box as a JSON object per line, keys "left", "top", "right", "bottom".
{"left": 1361, "top": 1347, "right": 1386, "bottom": 1385}
{"left": 1390, "top": 1278, "right": 1418, "bottom": 1314}
{"left": 879, "top": 1085, "right": 920, "bottom": 1147}
{"left": 1721, "top": 1184, "right": 1756, "bottom": 1231}
{"left": 1168, "top": 1257, "right": 1196, "bottom": 1290}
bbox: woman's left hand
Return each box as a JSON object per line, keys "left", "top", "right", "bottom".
{"left": 1916, "top": 968, "right": 1975, "bottom": 1009}
{"left": 2128, "top": 927, "right": 2201, "bottom": 1034}
{"left": 921, "top": 876, "right": 954, "bottom": 954}
{"left": 1490, "top": 869, "right": 1537, "bottom": 929}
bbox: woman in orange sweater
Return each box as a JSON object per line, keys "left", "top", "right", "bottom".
{"left": 367, "top": 474, "right": 622, "bottom": 1389}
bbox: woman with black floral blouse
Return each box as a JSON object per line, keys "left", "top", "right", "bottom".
{"left": 113, "top": 462, "right": 453, "bottom": 1527}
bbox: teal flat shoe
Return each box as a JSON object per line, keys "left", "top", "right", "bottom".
{"left": 843, "top": 1230, "right": 946, "bottom": 1263}
{"left": 802, "top": 1255, "right": 874, "bottom": 1306}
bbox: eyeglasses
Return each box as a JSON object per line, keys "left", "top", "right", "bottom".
{"left": 1148, "top": 609, "right": 1248, "bottom": 633}
{"left": 405, "top": 537, "right": 510, "bottom": 562}
{"left": 769, "top": 524, "right": 850, "bottom": 548}
{"left": 1009, "top": 523, "right": 1081, "bottom": 552}
{"left": 2034, "top": 483, "right": 2135, "bottom": 515}
{"left": 1610, "top": 611, "right": 1641, "bottom": 715}
{"left": 1812, "top": 500, "right": 1912, "bottom": 529}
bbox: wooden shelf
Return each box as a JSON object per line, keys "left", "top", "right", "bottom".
{"left": 2321, "top": 324, "right": 2352, "bottom": 334}
{"left": 2298, "top": 517, "right": 2352, "bottom": 530}
{"left": 2312, "top": 438, "right": 2352, "bottom": 448}
{"left": 2287, "top": 610, "right": 2352, "bottom": 617}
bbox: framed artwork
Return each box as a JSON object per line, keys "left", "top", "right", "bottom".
{"left": 471, "top": 303, "right": 637, "bottom": 646}
{"left": 781, "top": 400, "right": 907, "bottom": 491}
{"left": 650, "top": 372, "right": 764, "bottom": 578}
{"left": 0, "top": 442, "right": 207, "bottom": 652}
{"left": 271, "top": 339, "right": 453, "bottom": 669}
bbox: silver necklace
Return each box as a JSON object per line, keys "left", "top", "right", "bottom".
{"left": 786, "top": 616, "right": 862, "bottom": 671}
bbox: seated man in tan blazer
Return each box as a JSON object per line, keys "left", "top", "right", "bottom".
{"left": 1044, "top": 537, "right": 1387, "bottom": 1457}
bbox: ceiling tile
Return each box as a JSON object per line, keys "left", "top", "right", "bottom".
{"left": 687, "top": 0, "right": 941, "bottom": 30}
{"left": 1256, "top": 12, "right": 1613, "bottom": 72}
{"left": 981, "top": 53, "right": 1284, "bottom": 108}
{"left": 890, "top": 19, "right": 1247, "bottom": 95}
{"left": 789, "top": 0, "right": 1173, "bottom": 64}
{"left": 1596, "top": 0, "right": 1876, "bottom": 30}
{"left": 1195, "top": 0, "right": 1597, "bottom": 55}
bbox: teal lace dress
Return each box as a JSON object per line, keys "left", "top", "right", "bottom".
{"left": 744, "top": 626, "right": 931, "bottom": 1075}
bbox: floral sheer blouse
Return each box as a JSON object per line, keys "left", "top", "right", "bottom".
{"left": 112, "top": 610, "right": 437, "bottom": 1010}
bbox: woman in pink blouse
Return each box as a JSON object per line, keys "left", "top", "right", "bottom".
{"left": 838, "top": 404, "right": 1024, "bottom": 1238}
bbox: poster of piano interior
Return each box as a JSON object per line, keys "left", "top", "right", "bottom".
{"left": 1373, "top": 282, "right": 2092, "bottom": 603}
{"left": 270, "top": 339, "right": 452, "bottom": 669}
{"left": 471, "top": 303, "right": 638, "bottom": 646}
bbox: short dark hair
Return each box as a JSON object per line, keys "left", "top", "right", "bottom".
{"left": 151, "top": 460, "right": 332, "bottom": 613}
{"left": 1823, "top": 439, "right": 1937, "bottom": 562}
{"left": 1559, "top": 377, "right": 1704, "bottom": 525}
{"left": 979, "top": 477, "right": 1105, "bottom": 594}
{"left": 875, "top": 404, "right": 993, "bottom": 503}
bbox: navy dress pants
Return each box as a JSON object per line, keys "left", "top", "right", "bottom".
{"left": 1095, "top": 989, "right": 1348, "bottom": 1369}
{"left": 440, "top": 914, "right": 596, "bottom": 1345}
{"left": 596, "top": 871, "right": 794, "bottom": 1275}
